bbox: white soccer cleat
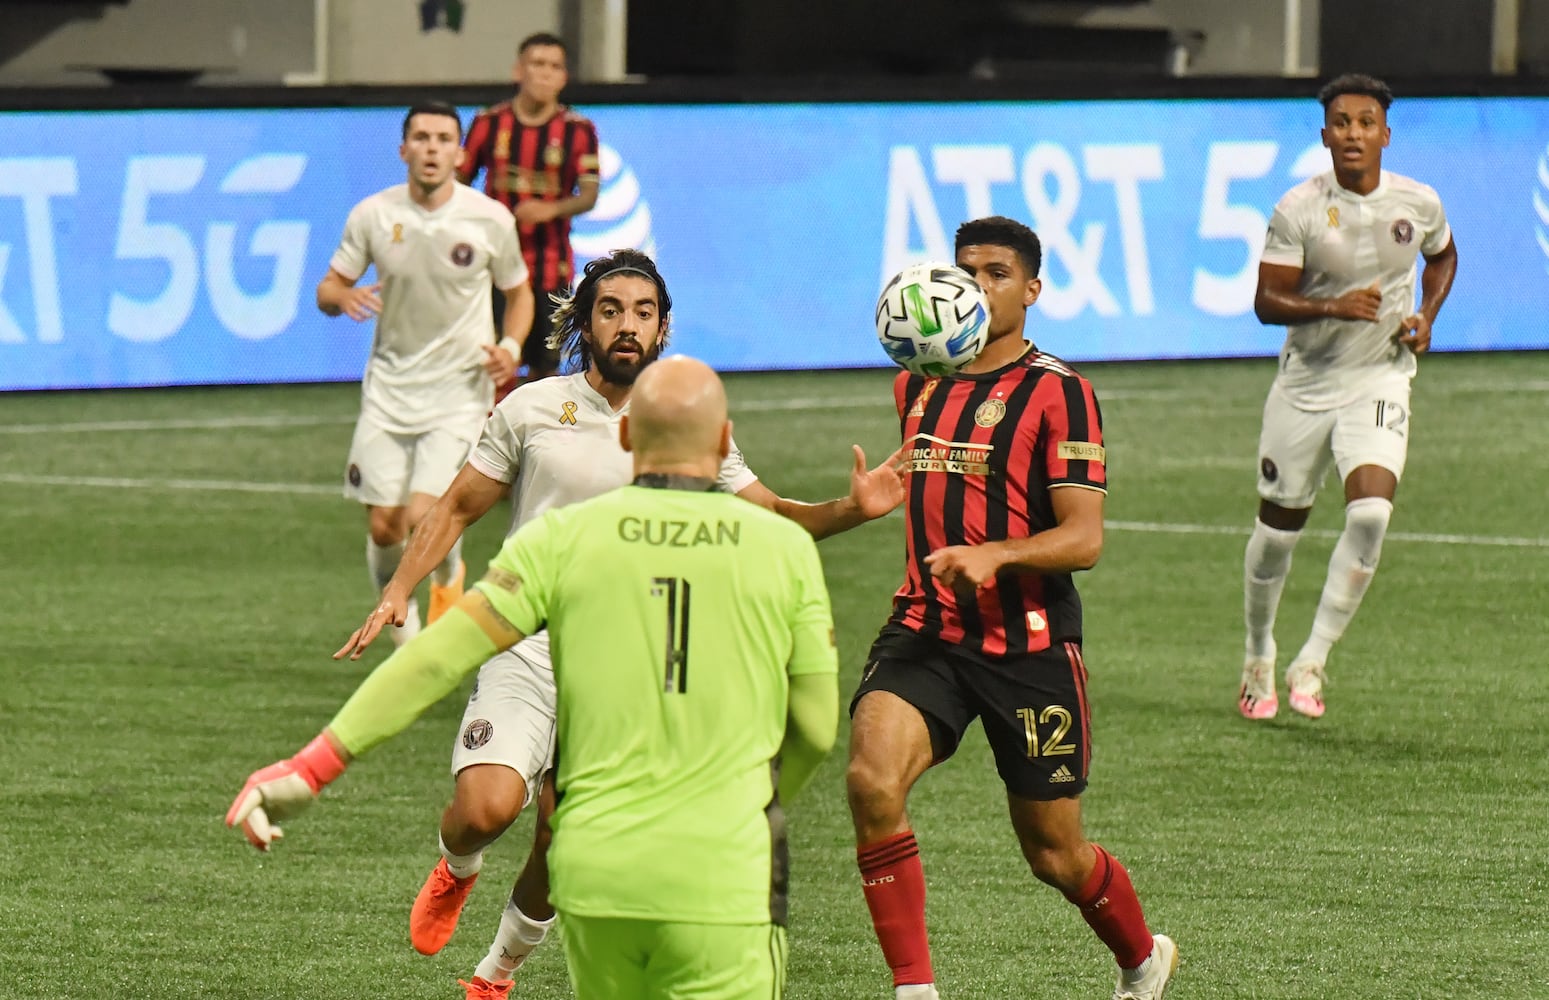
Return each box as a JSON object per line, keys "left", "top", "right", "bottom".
{"left": 895, "top": 985, "right": 940, "bottom": 1000}
{"left": 1238, "top": 653, "right": 1279, "bottom": 720}
{"left": 392, "top": 597, "right": 422, "bottom": 648}
{"left": 1114, "top": 933, "right": 1178, "bottom": 1000}
{"left": 1286, "top": 660, "right": 1327, "bottom": 718}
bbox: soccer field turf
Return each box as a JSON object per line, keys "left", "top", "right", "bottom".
{"left": 2, "top": 353, "right": 1546, "bottom": 999}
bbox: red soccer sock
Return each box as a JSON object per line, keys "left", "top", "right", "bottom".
{"left": 1065, "top": 844, "right": 1154, "bottom": 969}
{"left": 857, "top": 831, "right": 934, "bottom": 986}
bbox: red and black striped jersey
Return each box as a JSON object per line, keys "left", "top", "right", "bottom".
{"left": 459, "top": 101, "right": 600, "bottom": 292}
{"left": 889, "top": 348, "right": 1106, "bottom": 657}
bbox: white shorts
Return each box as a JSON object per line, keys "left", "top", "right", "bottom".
{"left": 450, "top": 637, "right": 556, "bottom": 810}
{"left": 343, "top": 413, "right": 482, "bottom": 508}
{"left": 1256, "top": 376, "right": 1411, "bottom": 509}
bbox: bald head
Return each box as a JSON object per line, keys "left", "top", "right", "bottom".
{"left": 622, "top": 356, "right": 731, "bottom": 477}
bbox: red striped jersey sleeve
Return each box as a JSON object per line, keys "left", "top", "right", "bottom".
{"left": 1042, "top": 373, "right": 1107, "bottom": 492}
{"left": 572, "top": 116, "right": 600, "bottom": 185}
{"left": 460, "top": 110, "right": 493, "bottom": 186}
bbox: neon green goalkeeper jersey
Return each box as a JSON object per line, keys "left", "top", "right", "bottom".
{"left": 474, "top": 479, "right": 838, "bottom": 925}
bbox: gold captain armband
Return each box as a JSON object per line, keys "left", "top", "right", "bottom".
{"left": 1056, "top": 441, "right": 1106, "bottom": 463}
{"left": 457, "top": 587, "right": 526, "bottom": 647}
{"left": 481, "top": 566, "right": 522, "bottom": 593}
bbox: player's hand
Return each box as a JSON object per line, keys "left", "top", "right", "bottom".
{"left": 483, "top": 343, "right": 518, "bottom": 384}
{"left": 849, "top": 443, "right": 909, "bottom": 520}
{"left": 1329, "top": 283, "right": 1382, "bottom": 322}
{"left": 334, "top": 587, "right": 410, "bottom": 661}
{"left": 514, "top": 201, "right": 559, "bottom": 226}
{"left": 1394, "top": 313, "right": 1432, "bottom": 354}
{"left": 339, "top": 283, "right": 384, "bottom": 321}
{"left": 224, "top": 735, "right": 348, "bottom": 852}
{"left": 925, "top": 544, "right": 1003, "bottom": 591}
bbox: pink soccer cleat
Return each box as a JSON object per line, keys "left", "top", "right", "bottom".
{"left": 1286, "top": 660, "right": 1327, "bottom": 718}
{"left": 1238, "top": 655, "right": 1279, "bottom": 720}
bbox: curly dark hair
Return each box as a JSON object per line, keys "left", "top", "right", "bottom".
{"left": 954, "top": 216, "right": 1042, "bottom": 280}
{"left": 546, "top": 249, "right": 672, "bottom": 373}
{"left": 1318, "top": 73, "right": 1393, "bottom": 111}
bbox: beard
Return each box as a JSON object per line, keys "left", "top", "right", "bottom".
{"left": 591, "top": 337, "right": 662, "bottom": 385}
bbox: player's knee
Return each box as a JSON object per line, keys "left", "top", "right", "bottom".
{"left": 458, "top": 797, "right": 522, "bottom": 841}
{"left": 1019, "top": 840, "right": 1087, "bottom": 893}
{"left": 368, "top": 507, "right": 408, "bottom": 546}
{"left": 844, "top": 756, "right": 906, "bottom": 825}
{"left": 1343, "top": 496, "right": 1393, "bottom": 565}
{"left": 450, "top": 776, "right": 527, "bottom": 840}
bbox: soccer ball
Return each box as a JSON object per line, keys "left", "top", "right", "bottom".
{"left": 875, "top": 262, "right": 990, "bottom": 376}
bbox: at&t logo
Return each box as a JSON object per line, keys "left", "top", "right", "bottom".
{"left": 1534, "top": 143, "right": 1549, "bottom": 272}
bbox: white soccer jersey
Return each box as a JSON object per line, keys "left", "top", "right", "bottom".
{"left": 330, "top": 183, "right": 529, "bottom": 434}
{"left": 469, "top": 371, "right": 759, "bottom": 537}
{"left": 1260, "top": 170, "right": 1451, "bottom": 410}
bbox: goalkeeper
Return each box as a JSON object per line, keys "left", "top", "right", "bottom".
{"left": 226, "top": 355, "right": 839, "bottom": 999}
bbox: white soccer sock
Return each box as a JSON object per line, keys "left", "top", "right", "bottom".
{"left": 432, "top": 535, "right": 463, "bottom": 587}
{"left": 366, "top": 536, "right": 406, "bottom": 594}
{"left": 1296, "top": 497, "right": 1393, "bottom": 666}
{"left": 473, "top": 900, "right": 555, "bottom": 982}
{"left": 439, "top": 832, "right": 484, "bottom": 880}
{"left": 895, "top": 985, "right": 939, "bottom": 1000}
{"left": 1244, "top": 519, "right": 1301, "bottom": 659}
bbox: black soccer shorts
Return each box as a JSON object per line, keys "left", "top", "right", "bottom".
{"left": 850, "top": 622, "right": 1092, "bottom": 801}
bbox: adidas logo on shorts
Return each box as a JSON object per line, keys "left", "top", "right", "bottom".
{"left": 1050, "top": 765, "right": 1076, "bottom": 783}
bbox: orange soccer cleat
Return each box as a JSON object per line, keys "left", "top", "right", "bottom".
{"left": 428, "top": 561, "right": 466, "bottom": 625}
{"left": 410, "top": 858, "right": 479, "bottom": 955}
{"left": 458, "top": 976, "right": 515, "bottom": 1000}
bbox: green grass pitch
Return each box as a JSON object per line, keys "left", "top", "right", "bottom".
{"left": 1, "top": 353, "right": 1546, "bottom": 999}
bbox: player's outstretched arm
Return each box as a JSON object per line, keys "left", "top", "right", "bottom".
{"left": 737, "top": 443, "right": 909, "bottom": 541}
{"left": 229, "top": 603, "right": 520, "bottom": 851}
{"left": 777, "top": 672, "right": 839, "bottom": 803}
{"left": 336, "top": 464, "right": 508, "bottom": 660}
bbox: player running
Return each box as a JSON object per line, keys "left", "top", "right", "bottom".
{"left": 1238, "top": 73, "right": 1458, "bottom": 720}
{"left": 318, "top": 102, "right": 534, "bottom": 644}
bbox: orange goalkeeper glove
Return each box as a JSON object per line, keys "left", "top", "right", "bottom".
{"left": 225, "top": 734, "right": 348, "bottom": 852}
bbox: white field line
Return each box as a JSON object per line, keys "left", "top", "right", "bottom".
{"left": 1107, "top": 520, "right": 1549, "bottom": 549}
{"left": 0, "top": 473, "right": 338, "bottom": 496}
{"left": 0, "top": 389, "right": 1197, "bottom": 434}
{"left": 0, "top": 414, "right": 355, "bottom": 435}
{"left": 1, "top": 471, "right": 1545, "bottom": 548}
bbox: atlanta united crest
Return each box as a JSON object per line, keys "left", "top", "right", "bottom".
{"left": 974, "top": 398, "right": 1006, "bottom": 428}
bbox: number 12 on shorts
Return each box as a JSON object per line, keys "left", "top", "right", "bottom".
{"left": 651, "top": 576, "right": 691, "bottom": 693}
{"left": 1375, "top": 399, "right": 1407, "bottom": 435}
{"left": 1016, "top": 706, "right": 1077, "bottom": 758}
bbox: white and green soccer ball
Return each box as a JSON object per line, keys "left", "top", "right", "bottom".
{"left": 874, "top": 262, "right": 990, "bottom": 377}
